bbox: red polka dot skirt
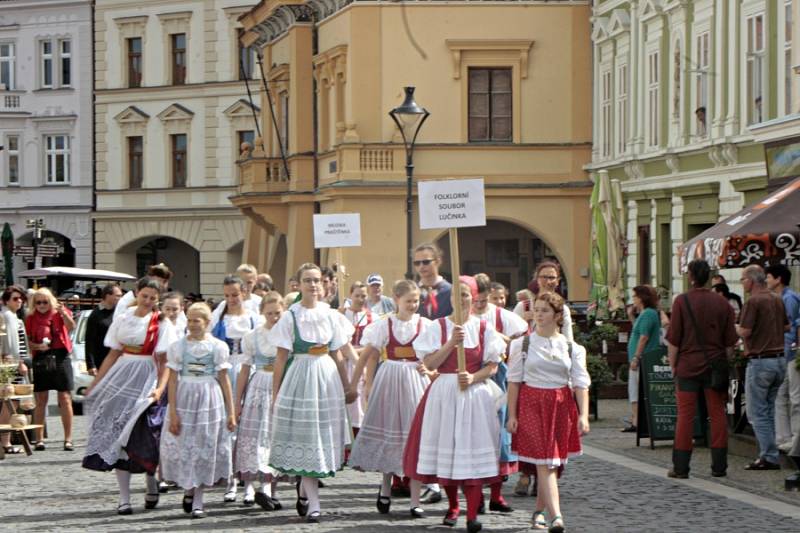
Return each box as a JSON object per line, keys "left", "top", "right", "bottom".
{"left": 511, "top": 385, "right": 582, "bottom": 468}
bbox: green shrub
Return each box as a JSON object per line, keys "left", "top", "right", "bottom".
{"left": 586, "top": 353, "right": 614, "bottom": 389}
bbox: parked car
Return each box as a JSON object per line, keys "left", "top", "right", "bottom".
{"left": 70, "top": 309, "right": 94, "bottom": 412}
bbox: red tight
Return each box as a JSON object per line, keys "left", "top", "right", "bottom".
{"left": 444, "top": 485, "right": 483, "bottom": 521}
{"left": 489, "top": 481, "right": 506, "bottom": 504}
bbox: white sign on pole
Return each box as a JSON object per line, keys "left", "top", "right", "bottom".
{"left": 313, "top": 213, "right": 362, "bottom": 248}
{"left": 418, "top": 178, "right": 486, "bottom": 230}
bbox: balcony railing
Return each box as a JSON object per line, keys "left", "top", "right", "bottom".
{"left": 1, "top": 94, "right": 21, "bottom": 112}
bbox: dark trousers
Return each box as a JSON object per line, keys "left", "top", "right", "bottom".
{"left": 673, "top": 374, "right": 728, "bottom": 474}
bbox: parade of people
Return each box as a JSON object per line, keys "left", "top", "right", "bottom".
{"left": 3, "top": 1, "right": 800, "bottom": 531}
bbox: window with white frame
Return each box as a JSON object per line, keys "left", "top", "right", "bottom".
{"left": 784, "top": 0, "right": 792, "bottom": 115}
{"left": 601, "top": 69, "right": 612, "bottom": 158}
{"left": 60, "top": 40, "right": 71, "bottom": 87}
{"left": 1, "top": 42, "right": 15, "bottom": 90}
{"left": 6, "top": 135, "right": 19, "bottom": 185}
{"left": 616, "top": 63, "right": 628, "bottom": 156}
{"left": 695, "top": 30, "right": 710, "bottom": 136}
{"left": 41, "top": 41, "right": 53, "bottom": 88}
{"left": 746, "top": 13, "right": 765, "bottom": 125}
{"left": 44, "top": 135, "right": 70, "bottom": 183}
{"left": 647, "top": 51, "right": 660, "bottom": 148}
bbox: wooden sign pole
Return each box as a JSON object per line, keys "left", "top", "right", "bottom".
{"left": 448, "top": 227, "right": 466, "bottom": 373}
{"left": 335, "top": 247, "right": 345, "bottom": 306}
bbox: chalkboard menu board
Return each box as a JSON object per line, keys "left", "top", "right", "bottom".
{"left": 636, "top": 347, "right": 706, "bottom": 449}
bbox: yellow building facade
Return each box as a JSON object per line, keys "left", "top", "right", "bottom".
{"left": 235, "top": 0, "right": 593, "bottom": 299}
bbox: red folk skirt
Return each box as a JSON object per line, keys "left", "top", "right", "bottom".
{"left": 511, "top": 385, "right": 582, "bottom": 469}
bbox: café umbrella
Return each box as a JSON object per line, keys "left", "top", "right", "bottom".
{"left": 589, "top": 171, "right": 626, "bottom": 320}
{"left": 679, "top": 176, "right": 800, "bottom": 271}
{"left": 1, "top": 223, "right": 13, "bottom": 285}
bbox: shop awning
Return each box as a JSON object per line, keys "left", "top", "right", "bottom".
{"left": 679, "top": 177, "right": 800, "bottom": 272}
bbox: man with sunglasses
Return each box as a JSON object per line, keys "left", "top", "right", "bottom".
{"left": 413, "top": 243, "right": 452, "bottom": 321}
{"left": 1, "top": 285, "right": 30, "bottom": 455}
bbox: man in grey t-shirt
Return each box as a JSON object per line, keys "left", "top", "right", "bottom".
{"left": 366, "top": 274, "right": 396, "bottom": 315}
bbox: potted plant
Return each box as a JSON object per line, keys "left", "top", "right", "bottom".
{"left": 586, "top": 353, "right": 613, "bottom": 419}
{"left": 0, "top": 365, "right": 16, "bottom": 398}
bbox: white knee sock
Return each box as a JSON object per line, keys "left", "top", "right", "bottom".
{"left": 244, "top": 482, "right": 255, "bottom": 500}
{"left": 428, "top": 483, "right": 441, "bottom": 493}
{"left": 116, "top": 470, "right": 131, "bottom": 506}
{"left": 301, "top": 476, "right": 321, "bottom": 514}
{"left": 380, "top": 473, "right": 392, "bottom": 498}
{"left": 193, "top": 486, "right": 204, "bottom": 511}
{"left": 226, "top": 476, "right": 237, "bottom": 494}
{"left": 145, "top": 473, "right": 158, "bottom": 494}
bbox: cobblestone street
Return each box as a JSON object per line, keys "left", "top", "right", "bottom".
{"left": 2, "top": 405, "right": 799, "bottom": 532}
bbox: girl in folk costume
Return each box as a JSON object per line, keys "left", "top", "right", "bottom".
{"left": 506, "top": 292, "right": 590, "bottom": 533}
{"left": 472, "top": 274, "right": 529, "bottom": 513}
{"left": 347, "top": 280, "right": 433, "bottom": 518}
{"left": 269, "top": 263, "right": 357, "bottom": 523}
{"left": 233, "top": 291, "right": 285, "bottom": 510}
{"left": 82, "top": 277, "right": 177, "bottom": 515}
{"left": 160, "top": 303, "right": 236, "bottom": 519}
{"left": 162, "top": 292, "right": 187, "bottom": 340}
{"left": 343, "top": 281, "right": 373, "bottom": 439}
{"left": 404, "top": 276, "right": 507, "bottom": 533}
{"left": 210, "top": 274, "right": 260, "bottom": 502}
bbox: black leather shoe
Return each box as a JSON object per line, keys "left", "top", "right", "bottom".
{"left": 467, "top": 519, "right": 483, "bottom": 533}
{"left": 255, "top": 491, "right": 276, "bottom": 511}
{"left": 182, "top": 494, "right": 193, "bottom": 514}
{"left": 376, "top": 490, "right": 391, "bottom": 514}
{"left": 410, "top": 506, "right": 425, "bottom": 518}
{"left": 295, "top": 480, "right": 308, "bottom": 516}
{"left": 489, "top": 500, "right": 513, "bottom": 513}
{"left": 306, "top": 510, "right": 321, "bottom": 523}
{"left": 421, "top": 487, "right": 442, "bottom": 504}
{"left": 667, "top": 469, "right": 689, "bottom": 479}
{"left": 442, "top": 510, "right": 459, "bottom": 527}
{"left": 270, "top": 497, "right": 282, "bottom": 510}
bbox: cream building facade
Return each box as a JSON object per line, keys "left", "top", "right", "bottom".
{"left": 587, "top": 0, "right": 797, "bottom": 299}
{"left": 0, "top": 0, "right": 93, "bottom": 275}
{"left": 235, "top": 0, "right": 594, "bottom": 298}
{"left": 93, "top": 0, "right": 259, "bottom": 297}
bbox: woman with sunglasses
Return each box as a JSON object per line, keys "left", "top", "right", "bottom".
{"left": 1, "top": 285, "right": 31, "bottom": 455}
{"left": 24, "top": 287, "right": 75, "bottom": 451}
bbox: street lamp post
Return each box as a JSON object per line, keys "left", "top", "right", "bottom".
{"left": 389, "top": 86, "right": 430, "bottom": 280}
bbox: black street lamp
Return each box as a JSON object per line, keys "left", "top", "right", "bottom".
{"left": 389, "top": 86, "right": 430, "bottom": 280}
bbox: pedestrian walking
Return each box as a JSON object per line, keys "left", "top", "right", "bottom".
{"left": 347, "top": 279, "right": 432, "bottom": 517}
{"left": 665, "top": 260, "right": 737, "bottom": 478}
{"left": 0, "top": 285, "right": 30, "bottom": 455}
{"left": 210, "top": 274, "right": 260, "bottom": 502}
{"left": 366, "top": 274, "right": 396, "bottom": 315}
{"left": 737, "top": 265, "right": 790, "bottom": 470}
{"left": 269, "top": 263, "right": 357, "bottom": 523}
{"left": 82, "top": 276, "right": 177, "bottom": 515}
{"left": 233, "top": 291, "right": 285, "bottom": 510}
{"left": 160, "top": 303, "right": 236, "bottom": 519}
{"left": 766, "top": 264, "right": 800, "bottom": 452}
{"left": 506, "top": 291, "right": 590, "bottom": 533}
{"left": 25, "top": 287, "right": 76, "bottom": 451}
{"left": 473, "top": 273, "right": 529, "bottom": 513}
{"left": 403, "top": 276, "right": 506, "bottom": 533}
{"left": 85, "top": 284, "right": 123, "bottom": 376}
{"left": 622, "top": 285, "right": 662, "bottom": 433}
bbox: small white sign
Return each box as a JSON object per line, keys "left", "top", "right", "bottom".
{"left": 313, "top": 213, "right": 362, "bottom": 248}
{"left": 418, "top": 178, "right": 486, "bottom": 229}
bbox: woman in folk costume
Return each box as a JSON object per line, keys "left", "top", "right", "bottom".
{"left": 343, "top": 280, "right": 373, "bottom": 441}
{"left": 160, "top": 303, "right": 236, "bottom": 519}
{"left": 210, "top": 274, "right": 260, "bottom": 502}
{"left": 83, "top": 276, "right": 177, "bottom": 515}
{"left": 472, "top": 274, "right": 529, "bottom": 513}
{"left": 269, "top": 263, "right": 357, "bottom": 523}
{"left": 347, "top": 280, "right": 433, "bottom": 518}
{"left": 233, "top": 291, "right": 285, "bottom": 510}
{"left": 403, "top": 276, "right": 506, "bottom": 533}
{"left": 507, "top": 292, "right": 590, "bottom": 533}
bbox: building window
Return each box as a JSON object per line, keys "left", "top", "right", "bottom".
{"left": 785, "top": 0, "right": 793, "bottom": 115}
{"left": 695, "top": 31, "right": 710, "bottom": 136}
{"left": 128, "top": 37, "right": 142, "bottom": 88}
{"left": 601, "top": 69, "right": 612, "bottom": 158}
{"left": 746, "top": 13, "right": 765, "bottom": 125}
{"left": 7, "top": 135, "right": 19, "bottom": 185}
{"left": 637, "top": 225, "right": 651, "bottom": 284}
{"left": 238, "top": 130, "right": 255, "bottom": 153}
{"left": 128, "top": 136, "right": 143, "bottom": 189}
{"left": 647, "top": 51, "right": 660, "bottom": 148}
{"left": 60, "top": 40, "right": 71, "bottom": 87}
{"left": 171, "top": 134, "right": 187, "bottom": 187}
{"left": 279, "top": 92, "right": 289, "bottom": 155}
{"left": 171, "top": 33, "right": 186, "bottom": 85}
{"left": 672, "top": 41, "right": 682, "bottom": 119}
{"left": 0, "top": 43, "right": 14, "bottom": 90}
{"left": 44, "top": 135, "right": 70, "bottom": 184}
{"left": 616, "top": 63, "right": 628, "bottom": 155}
{"left": 468, "top": 67, "right": 512, "bottom": 142}
{"left": 41, "top": 41, "right": 53, "bottom": 88}
{"left": 238, "top": 29, "right": 255, "bottom": 80}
